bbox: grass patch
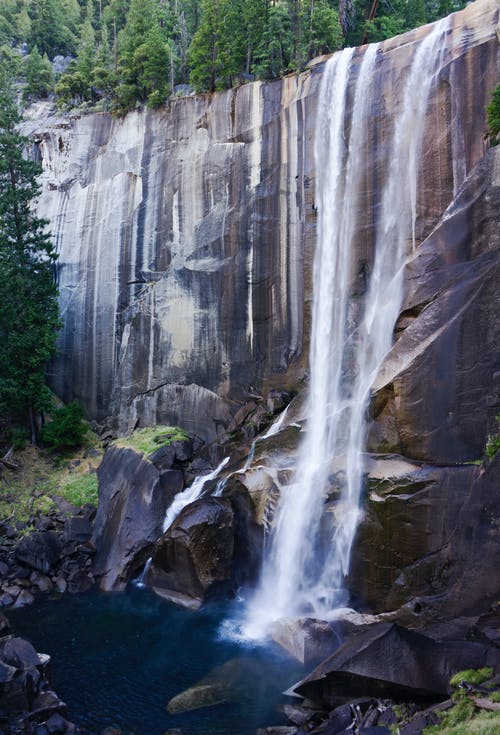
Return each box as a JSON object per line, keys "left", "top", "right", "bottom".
{"left": 114, "top": 425, "right": 189, "bottom": 458}
{"left": 449, "top": 669, "right": 493, "bottom": 688}
{"left": 0, "top": 435, "right": 103, "bottom": 527}
{"left": 423, "top": 668, "right": 499, "bottom": 735}
{"left": 58, "top": 474, "right": 98, "bottom": 506}
{"left": 424, "top": 711, "right": 500, "bottom": 735}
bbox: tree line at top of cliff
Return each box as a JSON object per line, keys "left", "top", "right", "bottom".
{"left": 0, "top": 0, "right": 466, "bottom": 112}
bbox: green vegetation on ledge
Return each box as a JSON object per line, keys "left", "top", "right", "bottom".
{"left": 486, "top": 84, "right": 500, "bottom": 145}
{"left": 449, "top": 668, "right": 493, "bottom": 688}
{"left": 114, "top": 425, "right": 189, "bottom": 458}
{"left": 485, "top": 415, "right": 500, "bottom": 459}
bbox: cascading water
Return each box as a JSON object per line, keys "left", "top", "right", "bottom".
{"left": 162, "top": 456, "right": 230, "bottom": 533}
{"left": 243, "top": 19, "right": 449, "bottom": 636}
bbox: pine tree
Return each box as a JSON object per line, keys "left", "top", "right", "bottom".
{"left": 253, "top": 3, "right": 294, "bottom": 79}
{"left": 0, "top": 71, "right": 60, "bottom": 443}
{"left": 302, "top": 0, "right": 343, "bottom": 63}
{"left": 188, "top": 0, "right": 243, "bottom": 93}
{"left": 29, "top": 0, "right": 76, "bottom": 57}
{"left": 115, "top": 0, "right": 171, "bottom": 110}
{"left": 92, "top": 23, "right": 116, "bottom": 101}
{"left": 23, "top": 46, "right": 54, "bottom": 101}
{"left": 242, "top": 0, "right": 268, "bottom": 75}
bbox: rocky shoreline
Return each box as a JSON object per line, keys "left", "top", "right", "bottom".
{"left": 0, "top": 499, "right": 96, "bottom": 610}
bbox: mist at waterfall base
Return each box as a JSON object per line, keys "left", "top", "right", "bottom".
{"left": 9, "top": 589, "right": 304, "bottom": 735}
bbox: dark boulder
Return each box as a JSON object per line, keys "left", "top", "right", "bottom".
{"left": 63, "top": 516, "right": 93, "bottom": 544}
{"left": 0, "top": 637, "right": 41, "bottom": 669}
{"left": 0, "top": 613, "right": 11, "bottom": 635}
{"left": 92, "top": 446, "right": 181, "bottom": 590}
{"left": 147, "top": 438, "right": 194, "bottom": 469}
{"left": 0, "top": 633, "right": 77, "bottom": 733}
{"left": 150, "top": 497, "right": 234, "bottom": 608}
{"left": 159, "top": 470, "right": 184, "bottom": 496}
{"left": 292, "top": 623, "right": 500, "bottom": 707}
{"left": 147, "top": 443, "right": 176, "bottom": 470}
{"left": 349, "top": 454, "right": 500, "bottom": 620}
{"left": 15, "top": 532, "right": 62, "bottom": 574}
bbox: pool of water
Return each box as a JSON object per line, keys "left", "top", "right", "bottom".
{"left": 9, "top": 589, "right": 304, "bottom": 735}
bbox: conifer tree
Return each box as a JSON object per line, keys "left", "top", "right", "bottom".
{"left": 23, "top": 46, "right": 54, "bottom": 101}
{"left": 92, "top": 24, "right": 116, "bottom": 101}
{"left": 0, "top": 72, "right": 60, "bottom": 443}
{"left": 115, "top": 0, "right": 171, "bottom": 110}
{"left": 188, "top": 0, "right": 243, "bottom": 93}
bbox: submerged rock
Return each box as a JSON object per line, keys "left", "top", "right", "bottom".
{"left": 167, "top": 657, "right": 270, "bottom": 713}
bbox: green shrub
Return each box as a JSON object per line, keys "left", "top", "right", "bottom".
{"left": 42, "top": 402, "right": 89, "bottom": 451}
{"left": 486, "top": 84, "right": 500, "bottom": 145}
{"left": 485, "top": 416, "right": 500, "bottom": 459}
{"left": 424, "top": 711, "right": 500, "bottom": 735}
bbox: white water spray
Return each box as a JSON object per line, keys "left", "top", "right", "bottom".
{"left": 243, "top": 20, "right": 449, "bottom": 636}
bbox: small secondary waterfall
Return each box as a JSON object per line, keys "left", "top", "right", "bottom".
{"left": 243, "top": 19, "right": 449, "bottom": 635}
{"left": 162, "top": 456, "right": 230, "bottom": 533}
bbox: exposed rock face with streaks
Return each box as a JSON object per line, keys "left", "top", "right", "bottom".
{"left": 24, "top": 0, "right": 498, "bottom": 447}
{"left": 25, "top": 76, "right": 316, "bottom": 443}
{"left": 22, "top": 0, "right": 500, "bottom": 616}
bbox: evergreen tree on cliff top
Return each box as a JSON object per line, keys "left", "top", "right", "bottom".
{"left": 0, "top": 72, "right": 60, "bottom": 444}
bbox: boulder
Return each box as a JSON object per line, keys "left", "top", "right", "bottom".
{"left": 268, "top": 617, "right": 339, "bottom": 664}
{"left": 349, "top": 454, "right": 500, "bottom": 619}
{"left": 92, "top": 446, "right": 181, "bottom": 590}
{"left": 15, "top": 531, "right": 62, "bottom": 574}
{"left": 292, "top": 623, "right": 500, "bottom": 707}
{"left": 150, "top": 497, "right": 235, "bottom": 608}
{"left": 12, "top": 589, "right": 35, "bottom": 607}
{"left": 0, "top": 636, "right": 41, "bottom": 669}
{"left": 0, "top": 633, "right": 75, "bottom": 732}
{"left": 0, "top": 612, "right": 11, "bottom": 635}
{"left": 147, "top": 443, "right": 176, "bottom": 470}
{"left": 63, "top": 515, "right": 93, "bottom": 544}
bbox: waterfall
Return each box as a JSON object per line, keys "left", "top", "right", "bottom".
{"left": 243, "top": 20, "right": 449, "bottom": 636}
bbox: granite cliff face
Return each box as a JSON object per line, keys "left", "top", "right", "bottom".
{"left": 23, "top": 1, "right": 500, "bottom": 618}
{"left": 26, "top": 76, "right": 318, "bottom": 442}
{"left": 25, "top": 0, "right": 499, "bottom": 447}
